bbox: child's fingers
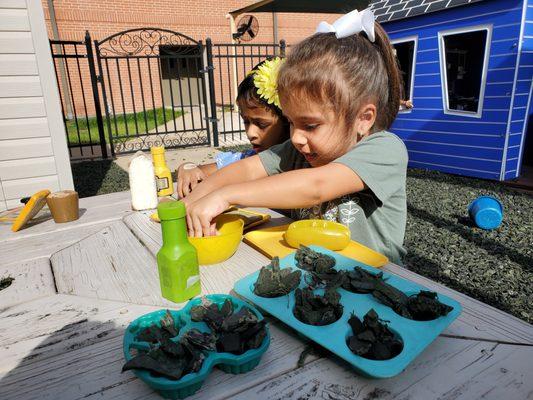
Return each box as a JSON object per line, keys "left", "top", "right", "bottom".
{"left": 190, "top": 178, "right": 199, "bottom": 192}
{"left": 190, "top": 171, "right": 205, "bottom": 192}
{"left": 186, "top": 214, "right": 194, "bottom": 237}
{"left": 178, "top": 176, "right": 188, "bottom": 199}
{"left": 209, "top": 222, "right": 217, "bottom": 236}
{"left": 193, "top": 215, "right": 206, "bottom": 238}
{"left": 190, "top": 213, "right": 215, "bottom": 238}
{"left": 201, "top": 217, "right": 214, "bottom": 237}
{"left": 181, "top": 178, "right": 192, "bottom": 198}
{"left": 188, "top": 213, "right": 200, "bottom": 237}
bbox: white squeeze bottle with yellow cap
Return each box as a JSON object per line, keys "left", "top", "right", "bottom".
{"left": 128, "top": 151, "right": 158, "bottom": 210}
{"left": 151, "top": 146, "right": 173, "bottom": 197}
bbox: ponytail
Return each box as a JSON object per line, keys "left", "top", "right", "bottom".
{"left": 373, "top": 23, "right": 402, "bottom": 129}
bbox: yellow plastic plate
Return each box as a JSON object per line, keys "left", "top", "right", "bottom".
{"left": 10, "top": 190, "right": 51, "bottom": 232}
{"left": 285, "top": 219, "right": 351, "bottom": 251}
{"left": 244, "top": 224, "right": 389, "bottom": 268}
{"left": 223, "top": 208, "right": 271, "bottom": 231}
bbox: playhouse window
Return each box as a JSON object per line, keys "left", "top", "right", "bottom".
{"left": 392, "top": 38, "right": 417, "bottom": 110}
{"left": 439, "top": 26, "right": 491, "bottom": 117}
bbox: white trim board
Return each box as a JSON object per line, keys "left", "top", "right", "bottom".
{"left": 515, "top": 78, "right": 533, "bottom": 177}
{"left": 26, "top": 0, "right": 73, "bottom": 191}
{"left": 437, "top": 24, "right": 493, "bottom": 119}
{"left": 391, "top": 35, "right": 418, "bottom": 115}
{"left": 501, "top": 0, "right": 529, "bottom": 180}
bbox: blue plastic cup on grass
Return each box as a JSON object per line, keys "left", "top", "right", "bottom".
{"left": 468, "top": 196, "right": 503, "bottom": 230}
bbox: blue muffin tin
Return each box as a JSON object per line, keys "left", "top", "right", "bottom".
{"left": 234, "top": 246, "right": 461, "bottom": 378}
{"left": 123, "top": 294, "right": 270, "bottom": 399}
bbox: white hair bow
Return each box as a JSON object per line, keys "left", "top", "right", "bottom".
{"left": 315, "top": 8, "right": 375, "bottom": 42}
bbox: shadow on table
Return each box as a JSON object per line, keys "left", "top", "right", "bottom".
{"left": 21, "top": 208, "right": 88, "bottom": 231}
{"left": 0, "top": 318, "right": 151, "bottom": 399}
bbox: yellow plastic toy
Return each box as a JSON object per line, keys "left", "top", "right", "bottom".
{"left": 0, "top": 190, "right": 51, "bottom": 232}
{"left": 188, "top": 214, "right": 244, "bottom": 265}
{"left": 244, "top": 224, "right": 389, "bottom": 268}
{"left": 285, "top": 219, "right": 351, "bottom": 251}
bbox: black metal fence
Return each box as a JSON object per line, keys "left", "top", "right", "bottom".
{"left": 95, "top": 28, "right": 212, "bottom": 155}
{"left": 50, "top": 34, "right": 107, "bottom": 159}
{"left": 207, "top": 40, "right": 286, "bottom": 145}
{"left": 50, "top": 29, "right": 286, "bottom": 159}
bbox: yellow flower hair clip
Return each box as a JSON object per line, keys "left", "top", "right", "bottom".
{"left": 252, "top": 57, "right": 284, "bottom": 109}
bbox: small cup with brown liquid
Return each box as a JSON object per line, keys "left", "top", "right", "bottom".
{"left": 46, "top": 190, "right": 79, "bottom": 223}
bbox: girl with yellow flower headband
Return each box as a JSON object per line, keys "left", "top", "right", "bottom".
{"left": 176, "top": 57, "right": 289, "bottom": 198}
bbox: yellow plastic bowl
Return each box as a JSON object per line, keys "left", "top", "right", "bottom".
{"left": 188, "top": 214, "right": 244, "bottom": 265}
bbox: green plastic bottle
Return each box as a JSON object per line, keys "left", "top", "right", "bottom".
{"left": 156, "top": 201, "right": 201, "bottom": 303}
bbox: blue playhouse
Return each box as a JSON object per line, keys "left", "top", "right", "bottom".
{"left": 371, "top": 0, "right": 533, "bottom": 181}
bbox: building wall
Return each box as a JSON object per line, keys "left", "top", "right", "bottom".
{"left": 40, "top": 1, "right": 332, "bottom": 44}
{"left": 384, "top": 0, "right": 524, "bottom": 181}
{"left": 503, "top": 0, "right": 533, "bottom": 178}
{"left": 41, "top": 0, "right": 337, "bottom": 119}
{"left": 0, "top": 0, "right": 74, "bottom": 211}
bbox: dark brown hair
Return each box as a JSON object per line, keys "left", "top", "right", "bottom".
{"left": 236, "top": 59, "right": 283, "bottom": 117}
{"left": 277, "top": 23, "right": 401, "bottom": 131}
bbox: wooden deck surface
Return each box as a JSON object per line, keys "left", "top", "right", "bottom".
{"left": 0, "top": 190, "right": 532, "bottom": 400}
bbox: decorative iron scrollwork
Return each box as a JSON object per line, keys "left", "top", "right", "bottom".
{"left": 97, "top": 28, "right": 199, "bottom": 57}
{"left": 114, "top": 132, "right": 209, "bottom": 153}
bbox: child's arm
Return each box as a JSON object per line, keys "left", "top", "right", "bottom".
{"left": 177, "top": 150, "right": 260, "bottom": 198}
{"left": 176, "top": 162, "right": 218, "bottom": 198}
{"left": 182, "top": 155, "right": 269, "bottom": 203}
{"left": 184, "top": 163, "right": 364, "bottom": 237}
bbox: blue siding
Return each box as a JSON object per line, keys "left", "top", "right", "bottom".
{"left": 383, "top": 0, "right": 524, "bottom": 180}
{"left": 504, "top": 0, "right": 533, "bottom": 178}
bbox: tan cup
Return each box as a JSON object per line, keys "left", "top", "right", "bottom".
{"left": 46, "top": 190, "right": 79, "bottom": 223}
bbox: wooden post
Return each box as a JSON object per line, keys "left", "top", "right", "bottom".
{"left": 226, "top": 13, "right": 240, "bottom": 112}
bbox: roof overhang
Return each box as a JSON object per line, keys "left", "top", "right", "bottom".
{"left": 229, "top": 0, "right": 370, "bottom": 18}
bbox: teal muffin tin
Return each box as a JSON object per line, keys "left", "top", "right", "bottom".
{"left": 123, "top": 294, "right": 270, "bottom": 399}
{"left": 234, "top": 246, "right": 461, "bottom": 378}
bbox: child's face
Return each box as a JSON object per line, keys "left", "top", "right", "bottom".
{"left": 281, "top": 96, "right": 355, "bottom": 167}
{"left": 239, "top": 104, "right": 286, "bottom": 153}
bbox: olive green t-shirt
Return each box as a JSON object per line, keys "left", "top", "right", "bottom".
{"left": 258, "top": 131, "right": 408, "bottom": 264}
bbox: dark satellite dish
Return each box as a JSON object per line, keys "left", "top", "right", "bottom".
{"left": 233, "top": 15, "right": 259, "bottom": 42}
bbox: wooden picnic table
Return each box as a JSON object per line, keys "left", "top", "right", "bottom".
{"left": 0, "top": 190, "right": 532, "bottom": 400}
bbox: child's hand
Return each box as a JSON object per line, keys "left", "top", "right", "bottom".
{"left": 177, "top": 163, "right": 206, "bottom": 199}
{"left": 183, "top": 191, "right": 230, "bottom": 238}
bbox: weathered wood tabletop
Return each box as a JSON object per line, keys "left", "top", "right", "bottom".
{"left": 1, "top": 190, "right": 532, "bottom": 400}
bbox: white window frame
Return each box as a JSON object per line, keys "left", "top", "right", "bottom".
{"left": 438, "top": 24, "right": 492, "bottom": 118}
{"left": 391, "top": 35, "right": 418, "bottom": 114}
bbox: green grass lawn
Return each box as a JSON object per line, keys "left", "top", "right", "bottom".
{"left": 66, "top": 108, "right": 182, "bottom": 145}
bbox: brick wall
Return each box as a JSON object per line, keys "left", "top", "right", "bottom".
{"left": 42, "top": 0, "right": 338, "bottom": 123}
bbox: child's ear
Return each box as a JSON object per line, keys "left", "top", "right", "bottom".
{"left": 355, "top": 103, "right": 377, "bottom": 135}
